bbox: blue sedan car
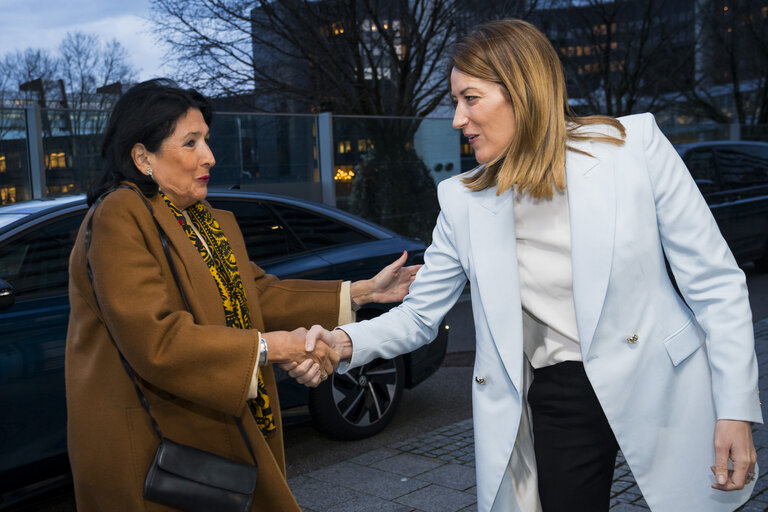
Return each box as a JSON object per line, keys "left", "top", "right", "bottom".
{"left": 0, "top": 191, "right": 447, "bottom": 504}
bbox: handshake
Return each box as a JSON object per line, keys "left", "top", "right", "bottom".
{"left": 265, "top": 250, "right": 421, "bottom": 387}
{"left": 268, "top": 326, "right": 354, "bottom": 388}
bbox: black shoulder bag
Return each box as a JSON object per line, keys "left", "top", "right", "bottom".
{"left": 84, "top": 187, "right": 259, "bottom": 512}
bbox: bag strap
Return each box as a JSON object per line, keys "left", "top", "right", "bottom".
{"left": 84, "top": 185, "right": 258, "bottom": 466}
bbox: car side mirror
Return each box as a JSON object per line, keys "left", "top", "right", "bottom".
{"left": 0, "top": 279, "right": 15, "bottom": 311}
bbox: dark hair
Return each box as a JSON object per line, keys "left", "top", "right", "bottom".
{"left": 87, "top": 78, "right": 212, "bottom": 205}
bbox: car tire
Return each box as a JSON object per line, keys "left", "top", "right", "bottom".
{"left": 308, "top": 355, "right": 405, "bottom": 440}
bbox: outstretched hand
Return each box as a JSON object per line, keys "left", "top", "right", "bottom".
{"left": 350, "top": 251, "right": 421, "bottom": 307}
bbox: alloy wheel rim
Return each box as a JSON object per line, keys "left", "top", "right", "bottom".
{"left": 330, "top": 359, "right": 398, "bottom": 427}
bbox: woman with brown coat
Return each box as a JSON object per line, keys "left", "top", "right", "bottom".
{"left": 66, "top": 79, "right": 418, "bottom": 511}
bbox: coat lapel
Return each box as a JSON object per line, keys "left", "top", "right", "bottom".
{"left": 566, "top": 143, "right": 616, "bottom": 356}
{"left": 468, "top": 185, "right": 524, "bottom": 392}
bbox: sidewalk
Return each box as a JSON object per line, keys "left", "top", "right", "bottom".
{"left": 289, "top": 318, "right": 768, "bottom": 511}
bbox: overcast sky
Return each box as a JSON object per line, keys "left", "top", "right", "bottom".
{"left": 0, "top": 0, "right": 168, "bottom": 80}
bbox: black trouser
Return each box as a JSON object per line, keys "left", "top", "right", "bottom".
{"left": 528, "top": 361, "right": 619, "bottom": 512}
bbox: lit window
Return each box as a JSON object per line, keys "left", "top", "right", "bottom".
{"left": 0, "top": 155, "right": 6, "bottom": 173}
{"left": 358, "top": 139, "right": 373, "bottom": 152}
{"left": 45, "top": 152, "right": 67, "bottom": 169}
{"left": 1, "top": 186, "right": 17, "bottom": 204}
{"left": 337, "top": 140, "right": 351, "bottom": 154}
{"left": 461, "top": 143, "right": 474, "bottom": 155}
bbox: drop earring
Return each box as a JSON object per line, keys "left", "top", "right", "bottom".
{"left": 146, "top": 168, "right": 154, "bottom": 180}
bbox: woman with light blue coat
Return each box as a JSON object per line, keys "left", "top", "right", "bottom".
{"left": 304, "top": 19, "right": 762, "bottom": 512}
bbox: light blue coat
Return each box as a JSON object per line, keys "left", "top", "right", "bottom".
{"left": 341, "top": 113, "right": 763, "bottom": 511}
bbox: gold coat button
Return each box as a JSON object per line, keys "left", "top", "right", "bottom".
{"left": 475, "top": 376, "right": 486, "bottom": 385}
{"left": 626, "top": 334, "right": 639, "bottom": 344}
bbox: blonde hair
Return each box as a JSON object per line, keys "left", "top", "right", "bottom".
{"left": 452, "top": 19, "right": 626, "bottom": 199}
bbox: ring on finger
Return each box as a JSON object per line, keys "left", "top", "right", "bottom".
{"left": 746, "top": 472, "right": 757, "bottom": 483}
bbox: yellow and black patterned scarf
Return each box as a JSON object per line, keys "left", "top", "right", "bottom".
{"left": 163, "top": 194, "right": 276, "bottom": 436}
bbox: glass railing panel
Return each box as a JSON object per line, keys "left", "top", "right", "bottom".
{"left": 208, "top": 113, "right": 321, "bottom": 202}
{"left": 0, "top": 109, "right": 32, "bottom": 205}
{"left": 40, "top": 109, "right": 111, "bottom": 198}
{"left": 661, "top": 123, "right": 732, "bottom": 144}
{"left": 331, "top": 115, "right": 463, "bottom": 241}
{"left": 741, "top": 125, "right": 768, "bottom": 142}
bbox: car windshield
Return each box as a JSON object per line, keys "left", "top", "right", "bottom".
{"left": 0, "top": 214, "right": 28, "bottom": 230}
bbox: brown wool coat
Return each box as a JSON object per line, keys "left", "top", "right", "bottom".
{"left": 66, "top": 185, "right": 341, "bottom": 511}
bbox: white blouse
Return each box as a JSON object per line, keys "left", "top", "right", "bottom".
{"left": 513, "top": 187, "right": 582, "bottom": 369}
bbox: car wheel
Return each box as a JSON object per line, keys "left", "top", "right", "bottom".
{"left": 308, "top": 356, "right": 405, "bottom": 440}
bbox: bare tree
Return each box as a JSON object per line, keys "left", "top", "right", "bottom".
{"left": 0, "top": 33, "right": 137, "bottom": 198}
{"left": 680, "top": 0, "right": 768, "bottom": 124}
{"left": 149, "top": 0, "right": 464, "bottom": 237}
{"left": 150, "top": 0, "right": 466, "bottom": 116}
{"left": 148, "top": 0, "right": 544, "bottom": 238}
{"left": 55, "top": 32, "right": 138, "bottom": 190}
{"left": 536, "top": 0, "right": 693, "bottom": 117}
{"left": 58, "top": 32, "right": 137, "bottom": 111}
{"left": 1, "top": 48, "right": 60, "bottom": 107}
{"left": 0, "top": 33, "right": 136, "bottom": 113}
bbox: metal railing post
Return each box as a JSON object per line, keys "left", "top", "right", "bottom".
{"left": 25, "top": 105, "right": 47, "bottom": 199}
{"left": 316, "top": 112, "right": 336, "bottom": 207}
{"left": 729, "top": 123, "right": 741, "bottom": 141}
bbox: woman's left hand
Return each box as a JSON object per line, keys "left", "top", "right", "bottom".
{"left": 710, "top": 419, "right": 757, "bottom": 491}
{"left": 350, "top": 251, "right": 421, "bottom": 306}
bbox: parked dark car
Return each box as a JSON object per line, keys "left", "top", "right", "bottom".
{"left": 676, "top": 140, "right": 768, "bottom": 268}
{"left": 0, "top": 191, "right": 447, "bottom": 506}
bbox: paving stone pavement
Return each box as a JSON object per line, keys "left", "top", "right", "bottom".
{"left": 290, "top": 318, "right": 768, "bottom": 512}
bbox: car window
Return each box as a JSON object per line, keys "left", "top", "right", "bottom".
{"left": 0, "top": 213, "right": 84, "bottom": 299}
{"left": 716, "top": 146, "right": 768, "bottom": 190}
{"left": 269, "top": 203, "right": 374, "bottom": 251}
{"left": 683, "top": 149, "right": 720, "bottom": 194}
{"left": 209, "top": 199, "right": 300, "bottom": 262}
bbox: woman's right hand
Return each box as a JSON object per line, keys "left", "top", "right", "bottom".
{"left": 268, "top": 328, "right": 339, "bottom": 387}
